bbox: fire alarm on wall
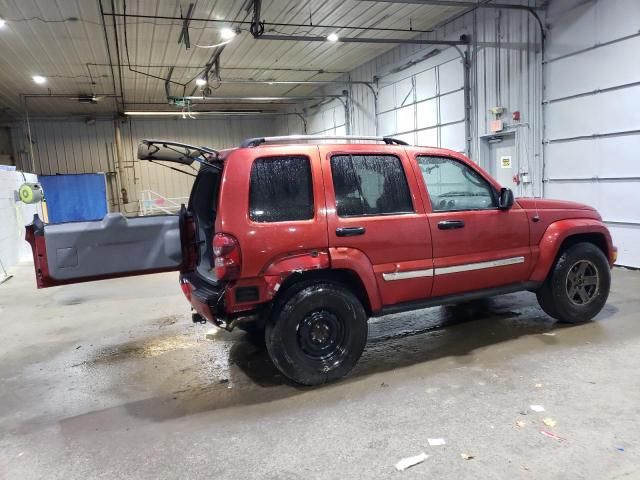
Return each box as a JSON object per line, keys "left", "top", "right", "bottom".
{"left": 513, "top": 111, "right": 521, "bottom": 122}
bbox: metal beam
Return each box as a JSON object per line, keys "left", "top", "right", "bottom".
{"left": 257, "top": 34, "right": 468, "bottom": 47}
{"left": 104, "top": 13, "right": 435, "bottom": 34}
{"left": 354, "top": 0, "right": 543, "bottom": 10}
{"left": 176, "top": 95, "right": 346, "bottom": 101}
{"left": 177, "top": 3, "right": 194, "bottom": 48}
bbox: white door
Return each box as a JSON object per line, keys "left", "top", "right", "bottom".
{"left": 489, "top": 134, "right": 517, "bottom": 190}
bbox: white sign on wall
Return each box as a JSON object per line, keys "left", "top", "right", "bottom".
{"left": 500, "top": 156, "right": 512, "bottom": 168}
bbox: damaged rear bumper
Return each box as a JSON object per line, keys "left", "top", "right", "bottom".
{"left": 179, "top": 272, "right": 258, "bottom": 330}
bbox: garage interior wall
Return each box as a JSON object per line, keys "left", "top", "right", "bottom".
{"left": 544, "top": 0, "right": 640, "bottom": 268}
{"left": 0, "top": 127, "right": 13, "bottom": 165}
{"left": 278, "top": 2, "right": 544, "bottom": 198}
{"left": 10, "top": 116, "right": 276, "bottom": 215}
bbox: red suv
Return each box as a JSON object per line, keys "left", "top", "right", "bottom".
{"left": 26, "top": 136, "right": 616, "bottom": 385}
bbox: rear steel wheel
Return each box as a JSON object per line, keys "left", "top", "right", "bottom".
{"left": 265, "top": 282, "right": 368, "bottom": 386}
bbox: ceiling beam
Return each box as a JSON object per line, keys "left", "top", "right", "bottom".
{"left": 257, "top": 34, "right": 468, "bottom": 47}
{"left": 104, "top": 13, "right": 434, "bottom": 34}
{"left": 354, "top": 0, "right": 543, "bottom": 10}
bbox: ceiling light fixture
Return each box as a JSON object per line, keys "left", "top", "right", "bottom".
{"left": 327, "top": 32, "right": 339, "bottom": 42}
{"left": 0, "top": 18, "right": 6, "bottom": 28}
{"left": 195, "top": 78, "right": 207, "bottom": 86}
{"left": 220, "top": 27, "right": 236, "bottom": 40}
{"left": 124, "top": 110, "right": 264, "bottom": 116}
{"left": 32, "top": 75, "right": 47, "bottom": 84}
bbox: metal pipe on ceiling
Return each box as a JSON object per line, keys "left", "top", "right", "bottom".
{"left": 176, "top": 95, "right": 346, "bottom": 101}
{"left": 103, "top": 12, "right": 435, "bottom": 34}
{"left": 212, "top": 79, "right": 378, "bottom": 100}
{"left": 354, "top": 0, "right": 542, "bottom": 10}
{"left": 256, "top": 34, "right": 468, "bottom": 47}
{"left": 97, "top": 0, "right": 121, "bottom": 108}
{"left": 358, "top": 0, "right": 545, "bottom": 39}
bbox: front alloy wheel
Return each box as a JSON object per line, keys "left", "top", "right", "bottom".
{"left": 565, "top": 260, "right": 600, "bottom": 306}
{"left": 536, "top": 242, "right": 611, "bottom": 324}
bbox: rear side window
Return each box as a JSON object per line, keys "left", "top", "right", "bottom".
{"left": 249, "top": 156, "right": 314, "bottom": 222}
{"left": 330, "top": 154, "right": 414, "bottom": 217}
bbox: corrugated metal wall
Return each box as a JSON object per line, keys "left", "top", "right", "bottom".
{"left": 544, "top": 0, "right": 640, "bottom": 267}
{"left": 11, "top": 116, "right": 276, "bottom": 215}
{"left": 280, "top": 1, "right": 543, "bottom": 197}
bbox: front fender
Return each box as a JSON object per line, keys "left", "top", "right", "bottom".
{"left": 529, "top": 219, "right": 613, "bottom": 282}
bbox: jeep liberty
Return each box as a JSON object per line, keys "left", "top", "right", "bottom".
{"left": 26, "top": 135, "right": 616, "bottom": 385}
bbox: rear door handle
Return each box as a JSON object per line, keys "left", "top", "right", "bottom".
{"left": 336, "top": 226, "right": 366, "bottom": 237}
{"left": 438, "top": 220, "right": 465, "bottom": 230}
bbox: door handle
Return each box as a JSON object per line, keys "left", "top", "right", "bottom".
{"left": 438, "top": 220, "right": 465, "bottom": 230}
{"left": 336, "top": 226, "right": 366, "bottom": 237}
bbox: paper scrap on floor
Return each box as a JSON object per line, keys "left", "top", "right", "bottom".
{"left": 428, "top": 438, "right": 446, "bottom": 446}
{"left": 395, "top": 453, "right": 429, "bottom": 471}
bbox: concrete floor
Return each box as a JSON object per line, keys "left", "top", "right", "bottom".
{"left": 0, "top": 265, "right": 639, "bottom": 479}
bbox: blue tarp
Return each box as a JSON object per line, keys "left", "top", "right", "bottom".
{"left": 39, "top": 173, "right": 108, "bottom": 223}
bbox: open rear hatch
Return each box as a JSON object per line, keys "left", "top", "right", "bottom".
{"left": 25, "top": 140, "right": 221, "bottom": 288}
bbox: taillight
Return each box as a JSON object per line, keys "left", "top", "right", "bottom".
{"left": 180, "top": 279, "right": 192, "bottom": 301}
{"left": 213, "top": 233, "right": 241, "bottom": 280}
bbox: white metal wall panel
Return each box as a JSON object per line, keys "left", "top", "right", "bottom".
{"left": 546, "top": 136, "right": 640, "bottom": 179}
{"left": 306, "top": 99, "right": 347, "bottom": 135}
{"left": 376, "top": 55, "right": 465, "bottom": 150}
{"left": 545, "top": 86, "right": 640, "bottom": 140}
{"left": 545, "top": 0, "right": 640, "bottom": 267}
{"left": 546, "top": 37, "right": 640, "bottom": 100}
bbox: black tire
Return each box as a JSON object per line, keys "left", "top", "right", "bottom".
{"left": 265, "top": 281, "right": 368, "bottom": 386}
{"left": 536, "top": 242, "right": 610, "bottom": 324}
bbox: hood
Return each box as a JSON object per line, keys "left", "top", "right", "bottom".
{"left": 516, "top": 198, "right": 596, "bottom": 211}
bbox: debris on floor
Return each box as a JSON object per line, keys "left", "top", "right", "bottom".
{"left": 535, "top": 383, "right": 543, "bottom": 388}
{"left": 542, "top": 332, "right": 557, "bottom": 337}
{"left": 427, "top": 438, "right": 446, "bottom": 446}
{"left": 530, "top": 404, "right": 545, "bottom": 412}
{"left": 395, "top": 452, "right": 429, "bottom": 471}
{"left": 543, "top": 418, "right": 557, "bottom": 427}
{"left": 540, "top": 430, "right": 566, "bottom": 442}
{"left": 460, "top": 453, "right": 474, "bottom": 460}
{"left": 616, "top": 446, "right": 625, "bottom": 452}
{"left": 205, "top": 328, "right": 219, "bottom": 340}
{"left": 515, "top": 420, "right": 527, "bottom": 428}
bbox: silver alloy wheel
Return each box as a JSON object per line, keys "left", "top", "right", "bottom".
{"left": 565, "top": 259, "right": 600, "bottom": 306}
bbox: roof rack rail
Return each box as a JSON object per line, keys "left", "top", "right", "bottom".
{"left": 240, "top": 135, "right": 409, "bottom": 148}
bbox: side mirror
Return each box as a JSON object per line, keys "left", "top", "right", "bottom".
{"left": 498, "top": 187, "right": 514, "bottom": 210}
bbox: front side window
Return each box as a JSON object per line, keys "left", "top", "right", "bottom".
{"left": 417, "top": 156, "right": 497, "bottom": 211}
{"left": 330, "top": 154, "right": 414, "bottom": 217}
{"left": 249, "top": 156, "right": 314, "bottom": 222}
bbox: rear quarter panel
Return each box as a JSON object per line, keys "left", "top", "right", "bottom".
{"left": 216, "top": 145, "right": 328, "bottom": 278}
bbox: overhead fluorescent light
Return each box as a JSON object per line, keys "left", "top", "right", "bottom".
{"left": 220, "top": 27, "right": 236, "bottom": 40}
{"left": 124, "top": 110, "right": 264, "bottom": 116}
{"left": 195, "top": 78, "right": 207, "bottom": 86}
{"left": 32, "top": 75, "right": 47, "bottom": 84}
{"left": 327, "top": 32, "right": 339, "bottom": 42}
{"left": 0, "top": 18, "right": 6, "bottom": 28}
